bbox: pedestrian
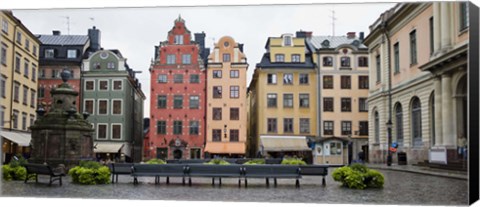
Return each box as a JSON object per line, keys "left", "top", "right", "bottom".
{"left": 457, "top": 134, "right": 467, "bottom": 159}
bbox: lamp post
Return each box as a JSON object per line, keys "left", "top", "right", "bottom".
{"left": 386, "top": 120, "right": 393, "bottom": 166}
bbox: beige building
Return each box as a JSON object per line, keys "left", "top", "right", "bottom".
{"left": 364, "top": 2, "right": 468, "bottom": 167}
{"left": 204, "top": 36, "right": 248, "bottom": 157}
{"left": 1, "top": 10, "right": 41, "bottom": 163}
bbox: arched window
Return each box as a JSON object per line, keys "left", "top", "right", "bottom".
{"left": 395, "top": 103, "right": 404, "bottom": 147}
{"left": 374, "top": 111, "right": 379, "bottom": 143}
{"left": 411, "top": 97, "right": 422, "bottom": 147}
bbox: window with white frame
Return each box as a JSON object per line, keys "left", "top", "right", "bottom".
{"left": 291, "top": 54, "right": 300, "bottom": 62}
{"left": 267, "top": 73, "right": 277, "bottom": 84}
{"left": 85, "top": 80, "right": 94, "bottom": 91}
{"left": 283, "top": 93, "right": 293, "bottom": 108}
{"left": 22, "top": 86, "right": 28, "bottom": 105}
{"left": 15, "top": 54, "right": 21, "bottom": 73}
{"left": 341, "top": 121, "right": 352, "bottom": 135}
{"left": 223, "top": 53, "right": 231, "bottom": 62}
{"left": 275, "top": 54, "right": 285, "bottom": 62}
{"left": 13, "top": 82, "right": 20, "bottom": 102}
{"left": 230, "top": 86, "right": 239, "bottom": 98}
{"left": 324, "top": 121, "right": 334, "bottom": 135}
{"left": 23, "top": 59, "right": 29, "bottom": 78}
{"left": 45, "top": 49, "right": 54, "bottom": 58}
{"left": 97, "top": 124, "right": 107, "bottom": 139}
{"left": 30, "top": 89, "right": 35, "bottom": 107}
{"left": 98, "top": 100, "right": 108, "bottom": 115}
{"left": 299, "top": 74, "right": 309, "bottom": 84}
{"left": 0, "top": 43, "right": 7, "bottom": 65}
{"left": 167, "top": 54, "right": 176, "bottom": 64}
{"left": 22, "top": 112, "right": 27, "bottom": 130}
{"left": 174, "top": 74, "right": 183, "bottom": 83}
{"left": 300, "top": 118, "right": 310, "bottom": 133}
{"left": 189, "top": 95, "right": 199, "bottom": 109}
{"left": 213, "top": 70, "right": 222, "bottom": 78}
{"left": 299, "top": 94, "right": 309, "bottom": 107}
{"left": 107, "top": 62, "right": 115, "bottom": 69}
{"left": 174, "top": 35, "right": 183, "bottom": 45}
{"left": 113, "top": 80, "right": 122, "bottom": 90}
{"left": 0, "top": 75, "right": 6, "bottom": 98}
{"left": 31, "top": 64, "right": 36, "bottom": 81}
{"left": 283, "top": 35, "right": 292, "bottom": 46}
{"left": 67, "top": 49, "right": 77, "bottom": 58}
{"left": 111, "top": 124, "right": 122, "bottom": 139}
{"left": 283, "top": 73, "right": 293, "bottom": 84}
{"left": 157, "top": 74, "right": 167, "bottom": 83}
{"left": 230, "top": 70, "right": 239, "bottom": 78}
{"left": 330, "top": 142, "right": 342, "bottom": 155}
{"left": 182, "top": 54, "right": 191, "bottom": 64}
{"left": 174, "top": 95, "right": 183, "bottom": 109}
{"left": 84, "top": 99, "right": 94, "bottom": 115}
{"left": 189, "top": 121, "right": 199, "bottom": 135}
{"left": 1, "top": 19, "right": 8, "bottom": 33}
{"left": 112, "top": 100, "right": 122, "bottom": 115}
{"left": 16, "top": 31, "right": 22, "bottom": 44}
{"left": 12, "top": 110, "right": 18, "bottom": 129}
{"left": 99, "top": 80, "right": 108, "bottom": 91}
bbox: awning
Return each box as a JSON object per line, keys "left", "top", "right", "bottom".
{"left": 260, "top": 135, "right": 311, "bottom": 152}
{"left": 0, "top": 131, "right": 31, "bottom": 146}
{"left": 94, "top": 142, "right": 124, "bottom": 154}
{"left": 204, "top": 142, "right": 246, "bottom": 154}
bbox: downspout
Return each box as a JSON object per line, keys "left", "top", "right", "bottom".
{"left": 9, "top": 25, "right": 18, "bottom": 131}
{"left": 381, "top": 18, "right": 393, "bottom": 165}
{"left": 315, "top": 50, "right": 323, "bottom": 164}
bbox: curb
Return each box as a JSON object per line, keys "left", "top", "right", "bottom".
{"left": 366, "top": 165, "right": 468, "bottom": 180}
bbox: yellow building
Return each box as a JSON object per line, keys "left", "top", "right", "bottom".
{"left": 204, "top": 36, "right": 248, "bottom": 158}
{"left": 1, "top": 10, "right": 41, "bottom": 163}
{"left": 248, "top": 33, "right": 316, "bottom": 161}
{"left": 308, "top": 32, "right": 370, "bottom": 165}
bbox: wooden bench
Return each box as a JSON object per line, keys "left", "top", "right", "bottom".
{"left": 299, "top": 165, "right": 328, "bottom": 186}
{"left": 243, "top": 165, "right": 301, "bottom": 188}
{"left": 23, "top": 163, "right": 66, "bottom": 186}
{"left": 185, "top": 164, "right": 243, "bottom": 187}
{"left": 110, "top": 163, "right": 133, "bottom": 183}
{"left": 131, "top": 164, "right": 187, "bottom": 185}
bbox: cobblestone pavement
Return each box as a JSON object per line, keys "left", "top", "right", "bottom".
{"left": 0, "top": 168, "right": 468, "bottom": 206}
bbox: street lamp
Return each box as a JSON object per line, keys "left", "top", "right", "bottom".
{"left": 386, "top": 120, "right": 393, "bottom": 166}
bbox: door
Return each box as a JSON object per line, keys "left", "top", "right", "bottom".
{"left": 156, "top": 148, "right": 168, "bottom": 160}
{"left": 173, "top": 149, "right": 183, "bottom": 159}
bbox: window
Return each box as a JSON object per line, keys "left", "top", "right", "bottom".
{"left": 330, "top": 142, "right": 342, "bottom": 155}
{"left": 0, "top": 76, "right": 6, "bottom": 98}
{"left": 98, "top": 100, "right": 108, "bottom": 115}
{"left": 213, "top": 70, "right": 222, "bottom": 78}
{"left": 283, "top": 118, "right": 294, "bottom": 133}
{"left": 23, "top": 59, "right": 29, "bottom": 78}
{"left": 1, "top": 19, "right": 7, "bottom": 33}
{"left": 412, "top": 97, "right": 422, "bottom": 147}
{"left": 267, "top": 93, "right": 277, "bottom": 107}
{"left": 283, "top": 94, "right": 293, "bottom": 108}
{"left": 323, "top": 76, "right": 333, "bottom": 89}
{"left": 182, "top": 54, "right": 191, "bottom": 64}
{"left": 113, "top": 80, "right": 122, "bottom": 90}
{"left": 22, "top": 86, "right": 28, "bottom": 105}
{"left": 324, "top": 97, "right": 334, "bottom": 112}
{"left": 300, "top": 118, "right": 310, "bottom": 133}
{"left": 67, "top": 49, "right": 77, "bottom": 58}
{"left": 267, "top": 118, "right": 277, "bottom": 133}
{"left": 174, "top": 95, "right": 183, "bottom": 109}
{"left": 267, "top": 74, "right": 277, "bottom": 84}
{"left": 324, "top": 121, "right": 334, "bottom": 135}
{"left": 174, "top": 35, "right": 183, "bottom": 44}
{"left": 157, "top": 95, "right": 167, "bottom": 108}
{"left": 299, "top": 94, "right": 309, "bottom": 107}
{"left": 230, "top": 130, "right": 239, "bottom": 142}
{"left": 283, "top": 35, "right": 292, "bottom": 46}
{"left": 460, "top": 2, "right": 469, "bottom": 31}
{"left": 16, "top": 31, "right": 22, "bottom": 44}
{"left": 299, "top": 74, "right": 308, "bottom": 84}
{"left": 358, "top": 57, "right": 368, "bottom": 67}
{"left": 190, "top": 74, "right": 199, "bottom": 83}
{"left": 190, "top": 121, "right": 199, "bottom": 135}
{"left": 97, "top": 124, "right": 107, "bottom": 139}
{"left": 275, "top": 54, "right": 285, "bottom": 62}
{"left": 167, "top": 54, "right": 176, "bottom": 64}
{"left": 359, "top": 98, "right": 368, "bottom": 112}
{"left": 173, "top": 121, "right": 182, "bottom": 135}
{"left": 157, "top": 121, "right": 166, "bottom": 134}
{"left": 230, "top": 108, "right": 239, "bottom": 120}
{"left": 341, "top": 98, "right": 351, "bottom": 112}
{"left": 230, "top": 86, "right": 239, "bottom": 98}
{"left": 223, "top": 53, "right": 231, "bottom": 62}
{"left": 30, "top": 90, "right": 35, "bottom": 107}
{"left": 212, "top": 129, "right": 222, "bottom": 142}
{"left": 99, "top": 80, "right": 108, "bottom": 90}
{"left": 31, "top": 64, "right": 36, "bottom": 81}
{"left": 395, "top": 103, "right": 404, "bottom": 147}
{"left": 15, "top": 54, "right": 21, "bottom": 73}
{"left": 39, "top": 69, "right": 45, "bottom": 78}
{"left": 22, "top": 113, "right": 27, "bottom": 130}
{"left": 30, "top": 115, "right": 35, "bottom": 129}
{"left": 51, "top": 69, "right": 58, "bottom": 78}
{"left": 340, "top": 76, "right": 351, "bottom": 89}
{"left": 374, "top": 111, "right": 379, "bottom": 143}
{"left": 45, "top": 49, "right": 54, "bottom": 58}
{"left": 1, "top": 43, "right": 7, "bottom": 65}
{"left": 358, "top": 76, "right": 369, "bottom": 89}
{"left": 173, "top": 74, "right": 183, "bottom": 83}
{"left": 84, "top": 100, "right": 94, "bottom": 115}
{"left": 213, "top": 108, "right": 222, "bottom": 120}
{"left": 93, "top": 62, "right": 101, "bottom": 69}
{"left": 38, "top": 87, "right": 45, "bottom": 98}
{"left": 409, "top": 30, "right": 417, "bottom": 65}
{"left": 12, "top": 110, "right": 18, "bottom": 129}
{"left": 323, "top": 56, "right": 333, "bottom": 66}
{"left": 394, "top": 43, "right": 400, "bottom": 73}
{"left": 111, "top": 124, "right": 121, "bottom": 139}
{"left": 341, "top": 121, "right": 352, "bottom": 135}
{"left": 283, "top": 73, "right": 293, "bottom": 84}
{"left": 340, "top": 57, "right": 350, "bottom": 67}
{"left": 429, "top": 17, "right": 434, "bottom": 55}
{"left": 112, "top": 100, "right": 122, "bottom": 115}
{"left": 25, "top": 38, "right": 30, "bottom": 51}
{"left": 359, "top": 121, "right": 368, "bottom": 136}
{"left": 85, "top": 80, "right": 94, "bottom": 91}
{"left": 13, "top": 82, "right": 20, "bottom": 102}
{"left": 230, "top": 70, "right": 239, "bottom": 78}
{"left": 189, "top": 96, "right": 199, "bottom": 109}
{"left": 213, "top": 86, "right": 222, "bottom": 98}
{"left": 33, "top": 45, "right": 37, "bottom": 56}
{"left": 0, "top": 107, "right": 4, "bottom": 128}
{"left": 376, "top": 55, "right": 381, "bottom": 83}
{"left": 107, "top": 62, "right": 115, "bottom": 69}
{"left": 291, "top": 54, "right": 300, "bottom": 62}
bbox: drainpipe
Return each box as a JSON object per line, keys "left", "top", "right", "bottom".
{"left": 381, "top": 19, "right": 393, "bottom": 166}
{"left": 9, "top": 25, "right": 18, "bottom": 131}
{"left": 315, "top": 49, "right": 322, "bottom": 164}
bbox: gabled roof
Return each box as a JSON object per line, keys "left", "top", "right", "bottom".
{"left": 37, "top": 34, "right": 89, "bottom": 46}
{"left": 309, "top": 36, "right": 367, "bottom": 50}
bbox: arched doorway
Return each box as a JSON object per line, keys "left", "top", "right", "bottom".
{"left": 173, "top": 149, "right": 183, "bottom": 159}
{"left": 455, "top": 75, "right": 467, "bottom": 143}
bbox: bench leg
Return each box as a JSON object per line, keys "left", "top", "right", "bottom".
{"left": 116, "top": 174, "right": 119, "bottom": 183}
{"left": 238, "top": 179, "right": 241, "bottom": 188}
{"left": 219, "top": 178, "right": 222, "bottom": 186}
{"left": 134, "top": 177, "right": 138, "bottom": 185}
{"left": 322, "top": 176, "right": 326, "bottom": 186}
{"left": 189, "top": 178, "right": 192, "bottom": 186}
{"left": 182, "top": 177, "right": 185, "bottom": 185}
{"left": 212, "top": 178, "right": 215, "bottom": 186}
{"left": 266, "top": 178, "right": 269, "bottom": 187}
{"left": 111, "top": 174, "right": 114, "bottom": 184}
{"left": 35, "top": 174, "right": 38, "bottom": 183}
{"left": 49, "top": 176, "right": 53, "bottom": 186}
{"left": 167, "top": 176, "right": 170, "bottom": 185}
{"left": 296, "top": 179, "right": 300, "bottom": 188}
{"left": 274, "top": 178, "right": 277, "bottom": 187}
{"left": 244, "top": 178, "right": 248, "bottom": 188}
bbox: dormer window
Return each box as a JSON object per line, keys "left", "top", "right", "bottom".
{"left": 67, "top": 49, "right": 77, "bottom": 59}
{"left": 283, "top": 35, "right": 292, "bottom": 46}
{"left": 275, "top": 54, "right": 285, "bottom": 62}
{"left": 174, "top": 35, "right": 183, "bottom": 45}
{"left": 45, "top": 49, "right": 54, "bottom": 58}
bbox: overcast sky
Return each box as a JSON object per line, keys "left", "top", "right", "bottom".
{"left": 8, "top": 2, "right": 396, "bottom": 117}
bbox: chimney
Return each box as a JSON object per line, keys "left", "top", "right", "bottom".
{"left": 347, "top": 32, "right": 356, "bottom": 39}
{"left": 359, "top": 32, "right": 365, "bottom": 42}
{"left": 154, "top": 45, "right": 159, "bottom": 60}
{"left": 194, "top": 32, "right": 207, "bottom": 61}
{"left": 305, "top": 31, "right": 313, "bottom": 38}
{"left": 296, "top": 31, "right": 307, "bottom": 38}
{"left": 52, "top": 30, "right": 61, "bottom": 35}
{"left": 88, "top": 26, "right": 102, "bottom": 52}
{"left": 238, "top": 43, "right": 244, "bottom": 53}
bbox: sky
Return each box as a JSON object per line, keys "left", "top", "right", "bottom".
{"left": 4, "top": 1, "right": 396, "bottom": 118}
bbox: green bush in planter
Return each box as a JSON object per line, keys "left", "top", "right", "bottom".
{"left": 331, "top": 164, "right": 384, "bottom": 189}
{"left": 244, "top": 159, "right": 266, "bottom": 165}
{"left": 145, "top": 158, "right": 166, "bottom": 164}
{"left": 364, "top": 169, "right": 384, "bottom": 188}
{"left": 205, "top": 159, "right": 230, "bottom": 165}
{"left": 2, "top": 158, "right": 27, "bottom": 181}
{"left": 281, "top": 158, "right": 307, "bottom": 165}
{"left": 68, "top": 161, "right": 110, "bottom": 185}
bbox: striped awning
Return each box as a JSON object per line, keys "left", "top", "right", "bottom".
{"left": 0, "top": 131, "right": 31, "bottom": 146}
{"left": 260, "top": 135, "right": 311, "bottom": 152}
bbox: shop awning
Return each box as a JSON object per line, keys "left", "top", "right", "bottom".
{"left": 0, "top": 131, "right": 31, "bottom": 146}
{"left": 204, "top": 142, "right": 246, "bottom": 154}
{"left": 94, "top": 142, "right": 124, "bottom": 154}
{"left": 260, "top": 135, "right": 311, "bottom": 152}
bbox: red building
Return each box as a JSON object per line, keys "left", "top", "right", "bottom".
{"left": 148, "top": 16, "right": 209, "bottom": 160}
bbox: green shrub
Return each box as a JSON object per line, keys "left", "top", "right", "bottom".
{"left": 244, "top": 159, "right": 266, "bottom": 165}
{"left": 281, "top": 158, "right": 307, "bottom": 165}
{"left": 145, "top": 158, "right": 166, "bottom": 164}
{"left": 332, "top": 166, "right": 352, "bottom": 184}
{"left": 364, "top": 169, "right": 385, "bottom": 188}
{"left": 9, "top": 155, "right": 28, "bottom": 168}
{"left": 79, "top": 160, "right": 102, "bottom": 169}
{"left": 331, "top": 165, "right": 384, "bottom": 189}
{"left": 350, "top": 163, "right": 368, "bottom": 173}
{"left": 2, "top": 165, "right": 13, "bottom": 181}
{"left": 205, "top": 159, "right": 230, "bottom": 165}
{"left": 2, "top": 164, "right": 27, "bottom": 181}
{"left": 68, "top": 164, "right": 111, "bottom": 185}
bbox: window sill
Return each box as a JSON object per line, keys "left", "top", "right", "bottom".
{"left": 459, "top": 27, "right": 469, "bottom": 36}
{"left": 340, "top": 67, "right": 352, "bottom": 70}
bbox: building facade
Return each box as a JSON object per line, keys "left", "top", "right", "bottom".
{"left": 204, "top": 36, "right": 248, "bottom": 158}
{"left": 248, "top": 33, "right": 316, "bottom": 161}
{"left": 0, "top": 10, "right": 40, "bottom": 163}
{"left": 363, "top": 2, "right": 468, "bottom": 167}
{"left": 82, "top": 49, "right": 145, "bottom": 162}
{"left": 308, "top": 31, "right": 370, "bottom": 165}
{"left": 149, "top": 16, "right": 209, "bottom": 160}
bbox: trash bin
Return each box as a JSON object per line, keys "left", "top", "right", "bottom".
{"left": 398, "top": 152, "right": 407, "bottom": 165}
